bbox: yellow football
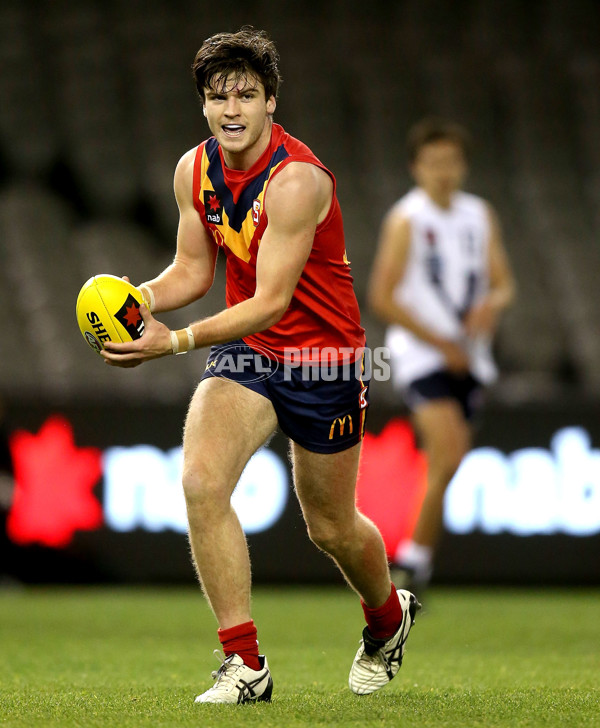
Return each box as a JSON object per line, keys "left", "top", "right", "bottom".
{"left": 76, "top": 274, "right": 147, "bottom": 354}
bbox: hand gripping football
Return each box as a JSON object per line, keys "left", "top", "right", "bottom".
{"left": 76, "top": 274, "right": 147, "bottom": 354}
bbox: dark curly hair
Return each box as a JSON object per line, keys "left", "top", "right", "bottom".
{"left": 192, "top": 26, "right": 282, "bottom": 101}
{"left": 407, "top": 118, "right": 471, "bottom": 163}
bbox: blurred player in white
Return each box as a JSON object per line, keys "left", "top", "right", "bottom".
{"left": 368, "top": 118, "right": 516, "bottom": 595}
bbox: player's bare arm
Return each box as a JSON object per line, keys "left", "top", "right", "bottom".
{"left": 463, "top": 204, "right": 516, "bottom": 336}
{"left": 368, "top": 208, "right": 469, "bottom": 373}
{"left": 101, "top": 150, "right": 218, "bottom": 366}
{"left": 102, "top": 162, "right": 329, "bottom": 366}
{"left": 139, "top": 149, "right": 219, "bottom": 313}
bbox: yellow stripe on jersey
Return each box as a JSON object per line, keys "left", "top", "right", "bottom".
{"left": 199, "top": 146, "right": 287, "bottom": 264}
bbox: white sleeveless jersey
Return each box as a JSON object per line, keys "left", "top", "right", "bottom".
{"left": 385, "top": 187, "right": 498, "bottom": 387}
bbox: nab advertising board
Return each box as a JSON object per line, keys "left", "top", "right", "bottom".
{"left": 4, "top": 400, "right": 600, "bottom": 585}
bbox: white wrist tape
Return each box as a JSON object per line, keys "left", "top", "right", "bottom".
{"left": 185, "top": 326, "right": 195, "bottom": 351}
{"left": 170, "top": 326, "right": 195, "bottom": 355}
{"left": 138, "top": 284, "right": 155, "bottom": 312}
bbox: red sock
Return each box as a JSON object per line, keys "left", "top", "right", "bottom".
{"left": 217, "top": 620, "right": 261, "bottom": 670}
{"left": 361, "top": 583, "right": 403, "bottom": 640}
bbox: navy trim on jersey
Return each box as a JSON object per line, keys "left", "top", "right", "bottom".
{"left": 205, "top": 138, "right": 290, "bottom": 232}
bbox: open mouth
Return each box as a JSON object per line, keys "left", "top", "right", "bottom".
{"left": 222, "top": 124, "right": 245, "bottom": 137}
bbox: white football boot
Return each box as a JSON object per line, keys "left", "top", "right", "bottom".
{"left": 195, "top": 651, "right": 273, "bottom": 704}
{"left": 349, "top": 589, "right": 421, "bottom": 695}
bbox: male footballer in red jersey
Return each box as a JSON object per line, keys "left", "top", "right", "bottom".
{"left": 102, "top": 27, "right": 419, "bottom": 703}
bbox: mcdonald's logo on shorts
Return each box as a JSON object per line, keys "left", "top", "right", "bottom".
{"left": 329, "top": 415, "right": 353, "bottom": 440}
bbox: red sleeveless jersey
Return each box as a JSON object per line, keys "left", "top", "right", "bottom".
{"left": 192, "top": 123, "right": 365, "bottom": 362}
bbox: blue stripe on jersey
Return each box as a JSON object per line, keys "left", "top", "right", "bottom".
{"left": 205, "top": 137, "right": 290, "bottom": 232}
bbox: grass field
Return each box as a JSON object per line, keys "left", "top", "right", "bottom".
{"left": 0, "top": 586, "right": 598, "bottom": 727}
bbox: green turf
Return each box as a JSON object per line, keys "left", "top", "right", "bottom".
{"left": 0, "top": 585, "right": 598, "bottom": 727}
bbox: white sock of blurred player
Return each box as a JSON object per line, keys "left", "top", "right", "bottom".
{"left": 394, "top": 540, "right": 433, "bottom": 585}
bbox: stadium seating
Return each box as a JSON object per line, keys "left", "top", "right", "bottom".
{"left": 1, "top": 0, "right": 599, "bottom": 403}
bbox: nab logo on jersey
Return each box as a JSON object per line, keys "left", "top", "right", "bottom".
{"left": 204, "top": 191, "right": 223, "bottom": 225}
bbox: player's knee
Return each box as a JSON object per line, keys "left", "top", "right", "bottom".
{"left": 182, "top": 463, "right": 227, "bottom": 512}
{"left": 308, "top": 528, "right": 341, "bottom": 555}
{"left": 449, "top": 437, "right": 470, "bottom": 474}
{"left": 430, "top": 447, "right": 467, "bottom": 490}
{"left": 305, "top": 516, "right": 352, "bottom": 556}
{"left": 429, "top": 432, "right": 470, "bottom": 485}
